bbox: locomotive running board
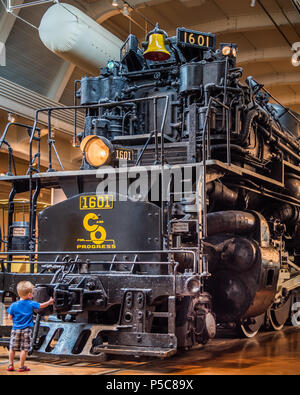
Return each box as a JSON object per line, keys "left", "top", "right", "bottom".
{"left": 33, "top": 321, "right": 177, "bottom": 361}
{"left": 92, "top": 345, "right": 177, "bottom": 358}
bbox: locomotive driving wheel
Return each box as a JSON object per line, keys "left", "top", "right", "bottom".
{"left": 266, "top": 296, "right": 292, "bottom": 331}
{"left": 237, "top": 313, "right": 265, "bottom": 338}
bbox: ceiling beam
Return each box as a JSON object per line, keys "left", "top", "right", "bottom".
{"left": 0, "top": 0, "right": 24, "bottom": 43}
{"left": 97, "top": 9, "right": 120, "bottom": 25}
{"left": 237, "top": 46, "right": 291, "bottom": 65}
{"left": 0, "top": 94, "right": 76, "bottom": 134}
{"left": 91, "top": 0, "right": 150, "bottom": 23}
{"left": 91, "top": 0, "right": 300, "bottom": 37}
{"left": 0, "top": 76, "right": 84, "bottom": 135}
{"left": 258, "top": 72, "right": 300, "bottom": 88}
{"left": 47, "top": 63, "right": 76, "bottom": 103}
{"left": 275, "top": 94, "right": 300, "bottom": 107}
{"left": 161, "top": 9, "right": 300, "bottom": 37}
{"left": 91, "top": 3, "right": 300, "bottom": 55}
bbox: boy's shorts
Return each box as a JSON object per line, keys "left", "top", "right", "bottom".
{"left": 9, "top": 328, "right": 32, "bottom": 351}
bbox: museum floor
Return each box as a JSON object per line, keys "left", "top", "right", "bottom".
{"left": 0, "top": 326, "right": 299, "bottom": 375}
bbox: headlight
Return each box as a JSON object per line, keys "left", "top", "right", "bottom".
{"left": 221, "top": 44, "right": 238, "bottom": 57}
{"left": 221, "top": 46, "right": 231, "bottom": 56}
{"left": 185, "top": 277, "right": 201, "bottom": 295}
{"left": 80, "top": 135, "right": 112, "bottom": 168}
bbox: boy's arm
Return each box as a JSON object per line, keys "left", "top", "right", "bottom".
{"left": 39, "top": 297, "right": 54, "bottom": 309}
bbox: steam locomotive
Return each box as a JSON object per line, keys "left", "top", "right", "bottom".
{"left": 0, "top": 24, "right": 300, "bottom": 360}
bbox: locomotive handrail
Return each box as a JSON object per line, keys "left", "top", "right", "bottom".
{"left": 0, "top": 122, "right": 41, "bottom": 150}
{"left": 200, "top": 96, "right": 231, "bottom": 240}
{"left": 1, "top": 248, "right": 198, "bottom": 273}
{"left": 28, "top": 95, "right": 171, "bottom": 172}
{"left": 198, "top": 96, "right": 231, "bottom": 278}
{"left": 0, "top": 122, "right": 41, "bottom": 175}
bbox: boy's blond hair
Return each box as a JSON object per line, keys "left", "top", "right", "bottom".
{"left": 16, "top": 281, "right": 34, "bottom": 298}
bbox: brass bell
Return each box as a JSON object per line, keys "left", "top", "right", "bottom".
{"left": 143, "top": 24, "right": 171, "bottom": 62}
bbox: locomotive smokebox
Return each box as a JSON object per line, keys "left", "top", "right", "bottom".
{"left": 39, "top": 3, "right": 122, "bottom": 75}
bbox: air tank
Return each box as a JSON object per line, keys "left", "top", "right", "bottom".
{"left": 39, "top": 3, "right": 123, "bottom": 75}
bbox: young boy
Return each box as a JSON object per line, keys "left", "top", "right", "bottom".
{"left": 6, "top": 281, "right": 53, "bottom": 372}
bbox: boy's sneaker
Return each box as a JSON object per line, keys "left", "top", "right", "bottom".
{"left": 18, "top": 366, "right": 30, "bottom": 372}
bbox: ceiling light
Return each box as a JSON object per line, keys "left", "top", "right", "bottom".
{"left": 8, "top": 113, "right": 16, "bottom": 123}
{"left": 122, "top": 4, "right": 130, "bottom": 16}
{"left": 250, "top": 0, "right": 256, "bottom": 7}
{"left": 112, "top": 0, "right": 118, "bottom": 6}
{"left": 40, "top": 129, "right": 49, "bottom": 138}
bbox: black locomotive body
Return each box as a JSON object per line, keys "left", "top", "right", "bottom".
{"left": 0, "top": 25, "right": 300, "bottom": 359}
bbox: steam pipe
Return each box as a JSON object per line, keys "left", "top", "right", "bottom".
{"left": 294, "top": 224, "right": 300, "bottom": 267}
{"left": 206, "top": 182, "right": 238, "bottom": 208}
{"left": 175, "top": 211, "right": 257, "bottom": 272}
{"left": 206, "top": 211, "right": 256, "bottom": 236}
{"left": 244, "top": 106, "right": 300, "bottom": 153}
{"left": 259, "top": 125, "right": 300, "bottom": 162}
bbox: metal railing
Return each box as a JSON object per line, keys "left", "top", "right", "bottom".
{"left": 197, "top": 96, "right": 231, "bottom": 278}
{"left": 0, "top": 248, "right": 197, "bottom": 276}
{"left": 0, "top": 122, "right": 41, "bottom": 175}
{"left": 28, "top": 94, "right": 170, "bottom": 174}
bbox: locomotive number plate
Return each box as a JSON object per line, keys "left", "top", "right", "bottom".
{"left": 115, "top": 148, "right": 135, "bottom": 162}
{"left": 177, "top": 28, "right": 216, "bottom": 50}
{"left": 80, "top": 195, "right": 114, "bottom": 210}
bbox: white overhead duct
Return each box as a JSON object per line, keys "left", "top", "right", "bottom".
{"left": 38, "top": 3, "right": 123, "bottom": 75}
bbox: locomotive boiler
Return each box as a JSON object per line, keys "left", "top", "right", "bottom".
{"left": 0, "top": 19, "right": 300, "bottom": 360}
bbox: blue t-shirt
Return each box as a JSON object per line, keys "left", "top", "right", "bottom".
{"left": 7, "top": 299, "right": 40, "bottom": 330}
